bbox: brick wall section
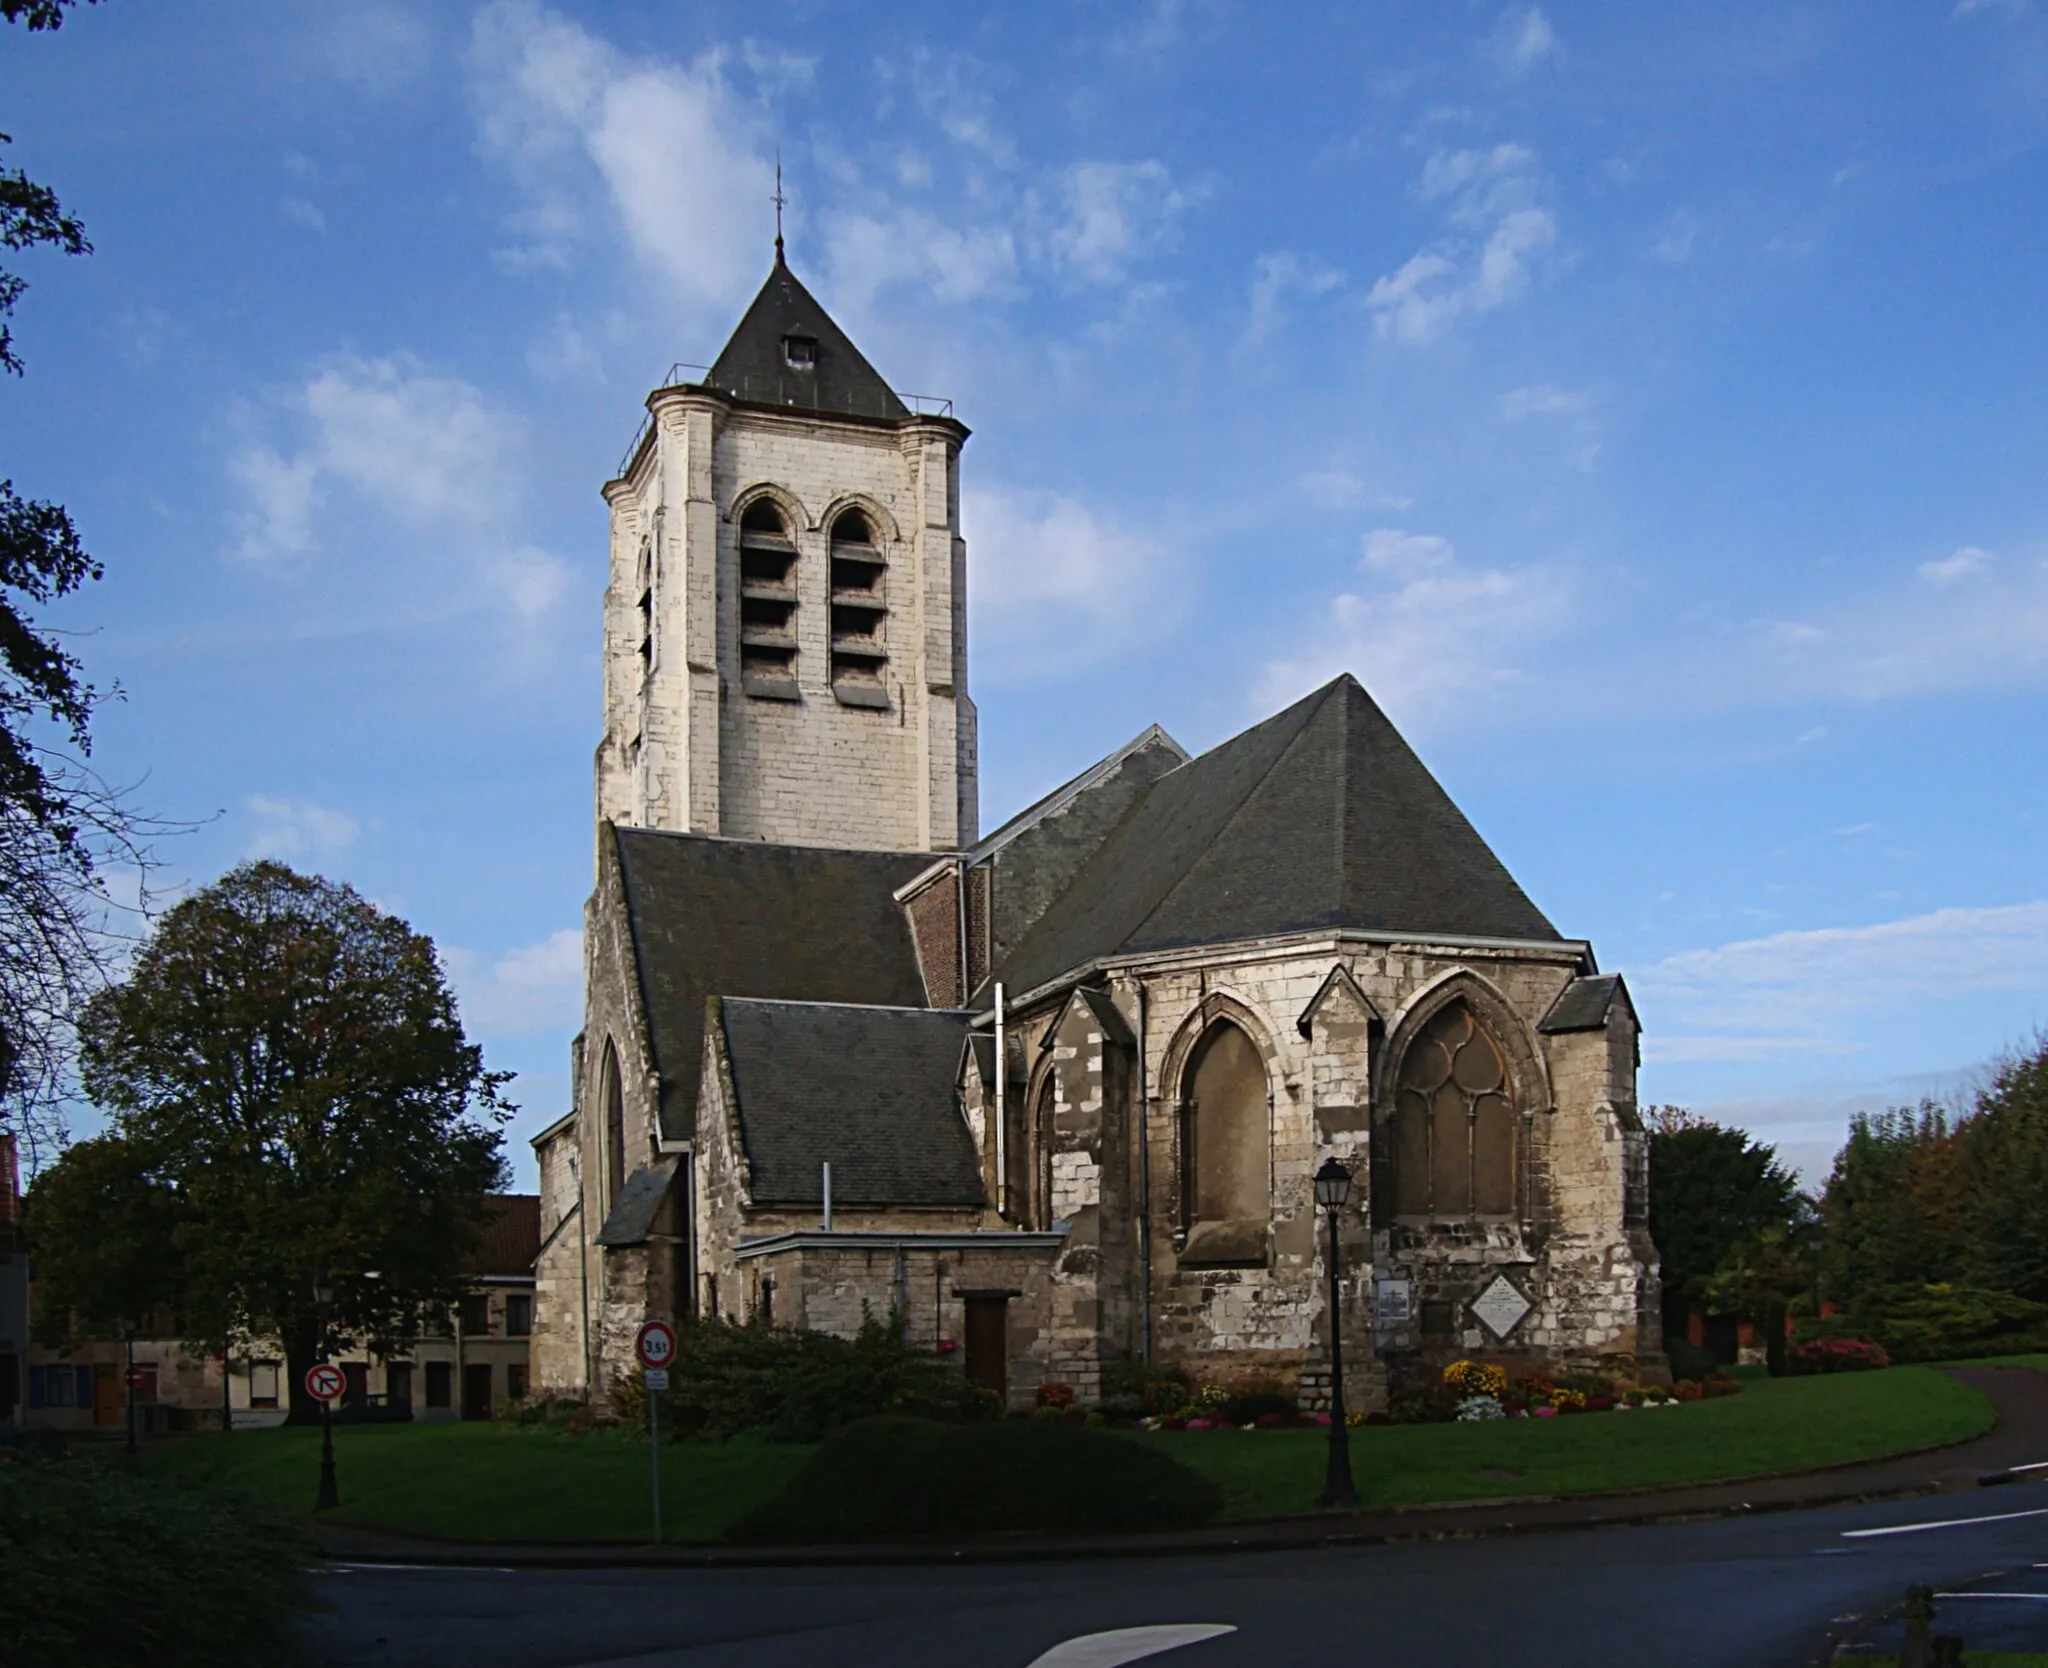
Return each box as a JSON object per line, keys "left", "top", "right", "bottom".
{"left": 903, "top": 866, "right": 964, "bottom": 1009}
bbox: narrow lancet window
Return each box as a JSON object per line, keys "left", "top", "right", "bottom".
{"left": 828, "top": 507, "right": 888, "bottom": 707}
{"left": 737, "top": 498, "right": 800, "bottom": 698}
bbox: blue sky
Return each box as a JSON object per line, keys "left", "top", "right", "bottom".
{"left": 5, "top": 0, "right": 2047, "bottom": 1186}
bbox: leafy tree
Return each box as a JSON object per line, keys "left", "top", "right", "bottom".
{"left": 1821, "top": 1104, "right": 1970, "bottom": 1304}
{"left": 1699, "top": 1219, "right": 1817, "bottom": 1375}
{"left": 23, "top": 1131, "right": 181, "bottom": 1341}
{"left": 2, "top": 0, "right": 155, "bottom": 1168}
{"left": 1962, "top": 1037, "right": 2048, "bottom": 1302}
{"left": 1645, "top": 1106, "right": 1803, "bottom": 1334}
{"left": 74, "top": 862, "right": 510, "bottom": 1417}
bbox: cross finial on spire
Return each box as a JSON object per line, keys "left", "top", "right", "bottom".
{"left": 773, "top": 153, "right": 786, "bottom": 262}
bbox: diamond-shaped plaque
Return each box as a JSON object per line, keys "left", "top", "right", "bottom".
{"left": 1471, "top": 1275, "right": 1532, "bottom": 1340}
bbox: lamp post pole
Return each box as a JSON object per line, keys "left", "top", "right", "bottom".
{"left": 313, "top": 1279, "right": 339, "bottom": 1512}
{"left": 1314, "top": 1157, "right": 1359, "bottom": 1507}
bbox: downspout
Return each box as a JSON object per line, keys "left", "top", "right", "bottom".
{"left": 994, "top": 983, "right": 1008, "bottom": 1220}
{"left": 1136, "top": 982, "right": 1152, "bottom": 1365}
{"left": 821, "top": 1161, "right": 833, "bottom": 1233}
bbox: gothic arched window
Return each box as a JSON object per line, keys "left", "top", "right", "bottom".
{"left": 1181, "top": 1022, "right": 1268, "bottom": 1230}
{"left": 1392, "top": 1001, "right": 1516, "bottom": 1219}
{"left": 737, "top": 497, "right": 799, "bottom": 697}
{"left": 827, "top": 508, "right": 888, "bottom": 707}
{"left": 600, "top": 1038, "right": 626, "bottom": 1209}
{"left": 1032, "top": 1074, "right": 1057, "bottom": 1230}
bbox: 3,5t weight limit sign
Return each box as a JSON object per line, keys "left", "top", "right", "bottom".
{"left": 634, "top": 1320, "right": 676, "bottom": 1544}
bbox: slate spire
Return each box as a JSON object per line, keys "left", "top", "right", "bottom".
{"left": 705, "top": 256, "right": 909, "bottom": 422}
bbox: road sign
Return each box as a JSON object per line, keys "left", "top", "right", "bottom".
{"left": 643, "top": 1368, "right": 669, "bottom": 1392}
{"left": 303, "top": 1362, "right": 346, "bottom": 1403}
{"left": 635, "top": 1319, "right": 677, "bottom": 1370}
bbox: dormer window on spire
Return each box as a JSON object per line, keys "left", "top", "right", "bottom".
{"left": 782, "top": 333, "right": 817, "bottom": 368}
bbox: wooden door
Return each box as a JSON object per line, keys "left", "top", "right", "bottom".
{"left": 962, "top": 1295, "right": 1008, "bottom": 1398}
{"left": 92, "top": 1364, "right": 121, "bottom": 1425}
{"left": 461, "top": 1362, "right": 493, "bottom": 1421}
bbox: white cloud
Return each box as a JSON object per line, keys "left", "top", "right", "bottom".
{"left": 1255, "top": 527, "right": 1569, "bottom": 730}
{"left": 1050, "top": 160, "right": 1193, "bottom": 283}
{"left": 965, "top": 483, "right": 1176, "bottom": 682}
{"left": 322, "top": 1, "right": 433, "bottom": 93}
{"left": 246, "top": 796, "right": 361, "bottom": 860}
{"left": 822, "top": 206, "right": 1019, "bottom": 310}
{"left": 1651, "top": 210, "right": 1703, "bottom": 264}
{"left": 1635, "top": 901, "right": 2048, "bottom": 1064}
{"left": 1484, "top": 6, "right": 1562, "bottom": 75}
{"left": 229, "top": 353, "right": 569, "bottom": 620}
{"left": 1954, "top": 0, "right": 2029, "bottom": 17}
{"left": 1499, "top": 383, "right": 1594, "bottom": 421}
{"left": 1919, "top": 545, "right": 1994, "bottom": 585}
{"left": 468, "top": 0, "right": 773, "bottom": 310}
{"left": 444, "top": 927, "right": 582, "bottom": 1037}
{"left": 1368, "top": 145, "right": 1557, "bottom": 345}
{"left": 281, "top": 196, "right": 326, "bottom": 234}
{"left": 1247, "top": 250, "right": 1342, "bottom": 340}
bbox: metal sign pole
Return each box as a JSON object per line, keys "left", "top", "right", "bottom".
{"left": 648, "top": 1379, "right": 662, "bottom": 1544}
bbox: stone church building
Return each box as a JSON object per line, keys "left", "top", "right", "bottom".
{"left": 530, "top": 254, "right": 1661, "bottom": 1411}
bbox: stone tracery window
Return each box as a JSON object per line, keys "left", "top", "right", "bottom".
{"left": 1391, "top": 1000, "right": 1516, "bottom": 1219}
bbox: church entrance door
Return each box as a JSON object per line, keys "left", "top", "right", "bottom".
{"left": 963, "top": 1295, "right": 1009, "bottom": 1401}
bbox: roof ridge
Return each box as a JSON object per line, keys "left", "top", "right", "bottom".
{"left": 720, "top": 996, "right": 966, "bottom": 1016}
{"left": 972, "top": 722, "right": 1188, "bottom": 856}
{"left": 612, "top": 822, "right": 932, "bottom": 860}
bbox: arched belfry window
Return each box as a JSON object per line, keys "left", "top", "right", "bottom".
{"left": 827, "top": 508, "right": 888, "bottom": 708}
{"left": 738, "top": 498, "right": 799, "bottom": 698}
{"left": 1180, "top": 1022, "right": 1269, "bottom": 1231}
{"left": 1392, "top": 1001, "right": 1516, "bottom": 1219}
{"left": 600, "top": 1038, "right": 626, "bottom": 1208}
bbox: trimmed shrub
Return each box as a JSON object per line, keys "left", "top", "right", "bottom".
{"left": 1801, "top": 1284, "right": 2048, "bottom": 1363}
{"left": 1219, "top": 1389, "right": 1297, "bottom": 1427}
{"left": 0, "top": 1450, "right": 311, "bottom": 1668}
{"left": 1102, "top": 1363, "right": 1191, "bottom": 1416}
{"left": 1663, "top": 1337, "right": 1723, "bottom": 1382}
{"left": 730, "top": 1417, "right": 1223, "bottom": 1542}
{"left": 659, "top": 1317, "right": 997, "bottom": 1443}
{"left": 1789, "top": 1336, "right": 1891, "bottom": 1375}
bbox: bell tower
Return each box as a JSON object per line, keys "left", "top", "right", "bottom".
{"left": 595, "top": 255, "right": 977, "bottom": 854}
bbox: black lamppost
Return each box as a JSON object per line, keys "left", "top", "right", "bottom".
{"left": 118, "top": 1315, "right": 137, "bottom": 1459}
{"left": 312, "top": 1278, "right": 339, "bottom": 1512}
{"left": 1313, "top": 1157, "right": 1359, "bottom": 1507}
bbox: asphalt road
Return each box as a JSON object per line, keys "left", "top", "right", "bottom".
{"left": 309, "top": 1484, "right": 2048, "bottom": 1668}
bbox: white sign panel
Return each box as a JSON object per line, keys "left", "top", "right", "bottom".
{"left": 1373, "top": 1277, "right": 1412, "bottom": 1327}
{"left": 642, "top": 1368, "right": 669, "bottom": 1392}
{"left": 1471, "top": 1275, "right": 1532, "bottom": 1340}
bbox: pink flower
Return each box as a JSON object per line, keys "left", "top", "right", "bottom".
{"left": 1186, "top": 1417, "right": 1214, "bottom": 1430}
{"left": 1532, "top": 1405, "right": 1559, "bottom": 1419}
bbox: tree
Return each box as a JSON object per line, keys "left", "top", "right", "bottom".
{"left": 1822, "top": 1104, "right": 1970, "bottom": 1305}
{"left": 2, "top": 0, "right": 150, "bottom": 1170}
{"left": 24, "top": 1131, "right": 182, "bottom": 1341}
{"left": 1962, "top": 1036, "right": 2048, "bottom": 1302}
{"left": 1645, "top": 1106, "right": 1803, "bottom": 1335}
{"left": 74, "top": 862, "right": 510, "bottom": 1418}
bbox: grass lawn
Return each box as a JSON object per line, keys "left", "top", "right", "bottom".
{"left": 138, "top": 1421, "right": 812, "bottom": 1544}
{"left": 1131, "top": 1366, "right": 1993, "bottom": 1522}
{"left": 137, "top": 1365, "right": 1992, "bottom": 1543}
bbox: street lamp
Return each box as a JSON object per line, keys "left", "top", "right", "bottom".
{"left": 312, "top": 1277, "right": 339, "bottom": 1512}
{"left": 1313, "top": 1157, "right": 1359, "bottom": 1507}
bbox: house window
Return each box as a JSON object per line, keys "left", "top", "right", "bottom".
{"left": 28, "top": 1364, "right": 91, "bottom": 1408}
{"left": 782, "top": 333, "right": 818, "bottom": 367}
{"left": 422, "top": 1305, "right": 453, "bottom": 1339}
{"left": 507, "top": 1363, "right": 529, "bottom": 1402}
{"left": 737, "top": 498, "right": 800, "bottom": 697}
{"left": 827, "top": 508, "right": 888, "bottom": 708}
{"left": 248, "top": 1362, "right": 279, "bottom": 1408}
{"left": 425, "top": 1361, "right": 452, "bottom": 1409}
{"left": 1392, "top": 1000, "right": 1517, "bottom": 1219}
{"left": 385, "top": 1362, "right": 412, "bottom": 1408}
{"left": 505, "top": 1294, "right": 533, "bottom": 1337}
{"left": 460, "top": 1294, "right": 492, "bottom": 1336}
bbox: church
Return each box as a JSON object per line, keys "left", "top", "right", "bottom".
{"left": 529, "top": 251, "right": 1662, "bottom": 1412}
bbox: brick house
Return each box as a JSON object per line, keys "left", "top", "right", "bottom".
{"left": 532, "top": 253, "right": 1662, "bottom": 1412}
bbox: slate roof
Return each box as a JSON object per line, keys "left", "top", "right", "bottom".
{"left": 992, "top": 675, "right": 1562, "bottom": 999}
{"left": 718, "top": 1000, "right": 984, "bottom": 1208}
{"left": 462, "top": 1194, "right": 540, "bottom": 1277}
{"left": 1539, "top": 973, "right": 1629, "bottom": 1034}
{"left": 613, "top": 828, "right": 934, "bottom": 1142}
{"left": 704, "top": 256, "right": 910, "bottom": 422}
{"left": 595, "top": 1157, "right": 680, "bottom": 1248}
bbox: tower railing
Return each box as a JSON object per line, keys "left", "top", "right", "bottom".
{"left": 613, "top": 367, "right": 955, "bottom": 478}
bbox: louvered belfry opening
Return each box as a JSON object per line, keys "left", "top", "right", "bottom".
{"left": 827, "top": 507, "right": 888, "bottom": 707}
{"left": 737, "top": 498, "right": 799, "bottom": 697}
{"left": 1392, "top": 1000, "right": 1517, "bottom": 1219}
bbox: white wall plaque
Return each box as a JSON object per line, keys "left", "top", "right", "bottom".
{"left": 1471, "top": 1275, "right": 1532, "bottom": 1340}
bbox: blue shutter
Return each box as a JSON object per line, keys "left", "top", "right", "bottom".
{"left": 76, "top": 1365, "right": 93, "bottom": 1407}
{"left": 27, "top": 1364, "right": 45, "bottom": 1407}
